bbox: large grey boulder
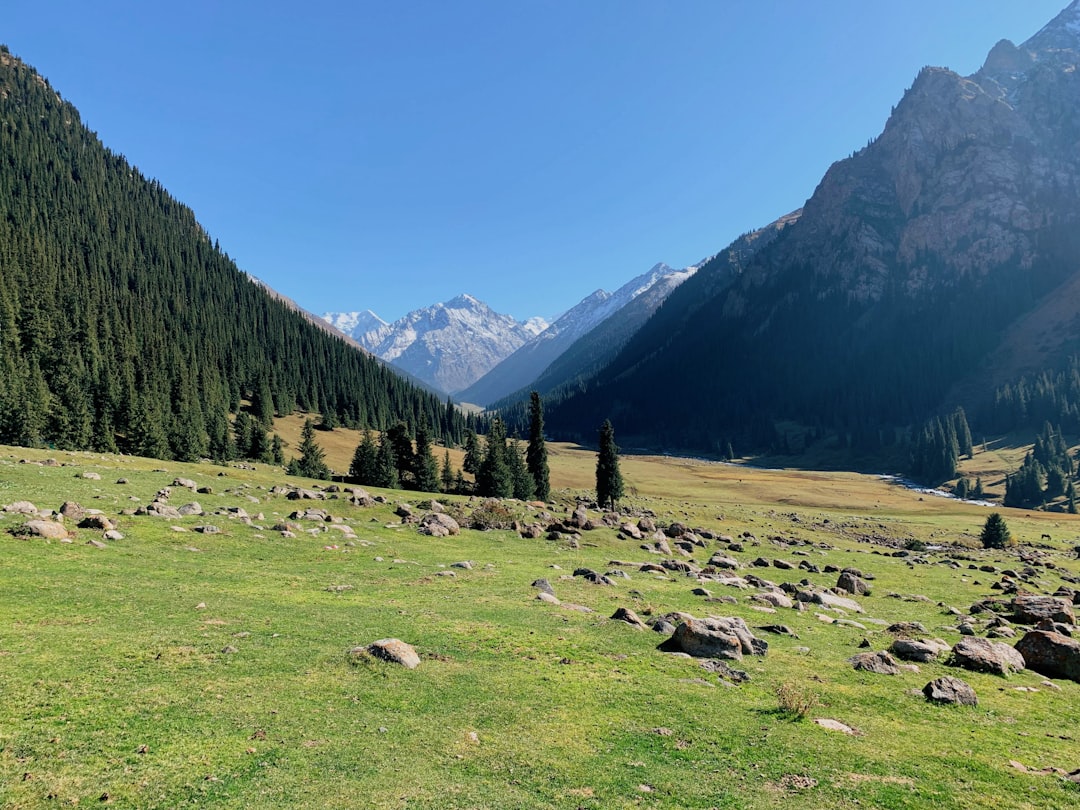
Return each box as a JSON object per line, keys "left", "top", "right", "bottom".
{"left": 661, "top": 617, "right": 768, "bottom": 661}
{"left": 837, "top": 571, "right": 871, "bottom": 596}
{"left": 3, "top": 501, "right": 38, "bottom": 515}
{"left": 1014, "top": 630, "right": 1080, "bottom": 682}
{"left": 848, "top": 651, "right": 901, "bottom": 675}
{"left": 20, "top": 519, "right": 71, "bottom": 540}
{"left": 418, "top": 513, "right": 460, "bottom": 537}
{"left": 350, "top": 638, "right": 420, "bottom": 669}
{"left": 949, "top": 636, "right": 1025, "bottom": 676}
{"left": 890, "top": 638, "right": 950, "bottom": 663}
{"left": 1012, "top": 596, "right": 1075, "bottom": 626}
{"left": 923, "top": 676, "right": 978, "bottom": 706}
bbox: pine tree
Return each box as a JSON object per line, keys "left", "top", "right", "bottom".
{"left": 509, "top": 439, "right": 534, "bottom": 500}
{"left": 269, "top": 433, "right": 285, "bottom": 464}
{"left": 1068, "top": 480, "right": 1078, "bottom": 514}
{"left": 291, "top": 417, "right": 330, "bottom": 480}
{"left": 972, "top": 476, "right": 984, "bottom": 499}
{"left": 440, "top": 450, "right": 455, "bottom": 494}
{"left": 979, "top": 512, "right": 1012, "bottom": 549}
{"left": 349, "top": 429, "right": 379, "bottom": 483}
{"left": 462, "top": 430, "right": 482, "bottom": 477}
{"left": 595, "top": 419, "right": 624, "bottom": 511}
{"left": 526, "top": 391, "right": 550, "bottom": 502}
{"left": 387, "top": 422, "right": 415, "bottom": 488}
{"left": 413, "top": 422, "right": 440, "bottom": 493}
{"left": 953, "top": 407, "right": 974, "bottom": 459}
{"left": 375, "top": 433, "right": 399, "bottom": 489}
{"left": 478, "top": 417, "right": 512, "bottom": 498}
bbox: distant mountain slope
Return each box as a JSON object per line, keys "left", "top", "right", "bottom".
{"left": 546, "top": 1, "right": 1080, "bottom": 453}
{"left": 459, "top": 262, "right": 697, "bottom": 407}
{"left": 0, "top": 45, "right": 471, "bottom": 458}
{"left": 322, "top": 310, "right": 388, "bottom": 343}
{"left": 325, "top": 295, "right": 547, "bottom": 395}
{"left": 492, "top": 212, "right": 800, "bottom": 422}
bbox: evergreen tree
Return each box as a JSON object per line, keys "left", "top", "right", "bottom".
{"left": 374, "top": 433, "right": 399, "bottom": 489}
{"left": 979, "top": 512, "right": 1012, "bottom": 549}
{"left": 509, "top": 439, "right": 534, "bottom": 500}
{"left": 477, "top": 417, "right": 512, "bottom": 498}
{"left": 413, "top": 422, "right": 440, "bottom": 493}
{"left": 387, "top": 422, "right": 415, "bottom": 488}
{"left": 290, "top": 418, "right": 330, "bottom": 480}
{"left": 526, "top": 391, "right": 550, "bottom": 502}
{"left": 440, "top": 450, "right": 455, "bottom": 494}
{"left": 269, "top": 433, "right": 285, "bottom": 465}
{"left": 462, "top": 430, "right": 482, "bottom": 476}
{"left": 349, "top": 429, "right": 379, "bottom": 483}
{"left": 953, "top": 407, "right": 974, "bottom": 459}
{"left": 1068, "top": 480, "right": 1078, "bottom": 514}
{"left": 595, "top": 419, "right": 624, "bottom": 511}
{"left": 972, "top": 476, "right": 984, "bottom": 500}
{"left": 955, "top": 477, "right": 970, "bottom": 500}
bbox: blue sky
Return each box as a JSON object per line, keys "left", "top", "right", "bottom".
{"left": 5, "top": 1, "right": 1068, "bottom": 322}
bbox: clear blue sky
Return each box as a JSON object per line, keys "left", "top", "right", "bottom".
{"left": 5, "top": 1, "right": 1067, "bottom": 322}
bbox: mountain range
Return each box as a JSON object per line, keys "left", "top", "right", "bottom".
{"left": 540, "top": 0, "right": 1080, "bottom": 457}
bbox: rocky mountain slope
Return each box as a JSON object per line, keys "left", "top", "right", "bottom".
{"left": 545, "top": 1, "right": 1080, "bottom": 453}
{"left": 325, "top": 295, "right": 547, "bottom": 395}
{"left": 459, "top": 262, "right": 698, "bottom": 407}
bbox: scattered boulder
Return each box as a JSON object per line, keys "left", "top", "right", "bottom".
{"left": 700, "top": 658, "right": 751, "bottom": 684}
{"left": 536, "top": 592, "right": 561, "bottom": 605}
{"left": 949, "top": 636, "right": 1025, "bottom": 676}
{"left": 3, "top": 501, "right": 38, "bottom": 515}
{"left": 848, "top": 651, "right": 900, "bottom": 675}
{"left": 177, "top": 502, "right": 204, "bottom": 517}
{"left": 752, "top": 591, "right": 794, "bottom": 610}
{"left": 19, "top": 520, "right": 71, "bottom": 540}
{"left": 418, "top": 513, "right": 460, "bottom": 537}
{"left": 58, "top": 501, "right": 85, "bottom": 519}
{"left": 610, "top": 607, "right": 648, "bottom": 629}
{"left": 660, "top": 617, "right": 767, "bottom": 661}
{"left": 836, "top": 571, "right": 871, "bottom": 596}
{"left": 1014, "top": 630, "right": 1080, "bottom": 682}
{"left": 194, "top": 525, "right": 221, "bottom": 534}
{"left": 81, "top": 471, "right": 101, "bottom": 480}
{"left": 173, "top": 478, "right": 198, "bottom": 490}
{"left": 887, "top": 621, "right": 927, "bottom": 636}
{"left": 351, "top": 638, "right": 420, "bottom": 669}
{"left": 532, "top": 578, "right": 556, "bottom": 597}
{"left": 890, "top": 638, "right": 949, "bottom": 663}
{"left": 77, "top": 515, "right": 115, "bottom": 532}
{"left": 1012, "top": 596, "right": 1075, "bottom": 626}
{"left": 146, "top": 502, "right": 182, "bottom": 519}
{"left": 923, "top": 676, "right": 978, "bottom": 706}
{"left": 573, "top": 567, "right": 614, "bottom": 586}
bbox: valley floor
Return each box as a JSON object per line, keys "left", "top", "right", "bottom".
{"left": 1, "top": 443, "right": 1078, "bottom": 809}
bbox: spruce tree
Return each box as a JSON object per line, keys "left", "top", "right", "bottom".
{"left": 509, "top": 439, "right": 534, "bottom": 500}
{"left": 387, "top": 422, "right": 415, "bottom": 488}
{"left": 526, "top": 391, "right": 550, "bottom": 502}
{"left": 413, "top": 422, "right": 440, "bottom": 493}
{"left": 979, "top": 512, "right": 1012, "bottom": 549}
{"left": 349, "top": 429, "right": 379, "bottom": 483}
{"left": 596, "top": 419, "right": 624, "bottom": 511}
{"left": 440, "top": 450, "right": 455, "bottom": 494}
{"left": 953, "top": 407, "right": 974, "bottom": 459}
{"left": 463, "top": 430, "right": 482, "bottom": 477}
{"left": 478, "top": 417, "right": 512, "bottom": 497}
{"left": 375, "top": 434, "right": 399, "bottom": 489}
{"left": 291, "top": 418, "right": 330, "bottom": 480}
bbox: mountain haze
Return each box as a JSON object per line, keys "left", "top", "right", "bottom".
{"left": 545, "top": 1, "right": 1080, "bottom": 454}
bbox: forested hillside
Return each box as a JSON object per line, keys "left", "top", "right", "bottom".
{"left": 0, "top": 47, "right": 469, "bottom": 459}
{"left": 543, "top": 7, "right": 1080, "bottom": 462}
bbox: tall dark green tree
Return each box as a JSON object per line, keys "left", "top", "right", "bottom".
{"left": 595, "top": 419, "right": 624, "bottom": 511}
{"left": 289, "top": 418, "right": 330, "bottom": 480}
{"left": 478, "top": 417, "right": 512, "bottom": 498}
{"left": 374, "top": 433, "right": 399, "bottom": 489}
{"left": 349, "top": 429, "right": 379, "bottom": 484}
{"left": 508, "top": 439, "right": 534, "bottom": 501}
{"left": 979, "top": 512, "right": 1012, "bottom": 549}
{"left": 526, "top": 391, "right": 550, "bottom": 502}
{"left": 440, "top": 450, "right": 455, "bottom": 494}
{"left": 462, "top": 430, "right": 482, "bottom": 477}
{"left": 413, "top": 422, "right": 440, "bottom": 493}
{"left": 953, "top": 407, "right": 974, "bottom": 459}
{"left": 386, "top": 422, "right": 415, "bottom": 488}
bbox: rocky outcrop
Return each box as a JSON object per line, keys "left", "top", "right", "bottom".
{"left": 1014, "top": 630, "right": 1080, "bottom": 683}
{"left": 949, "top": 636, "right": 1025, "bottom": 676}
{"left": 660, "top": 617, "right": 768, "bottom": 661}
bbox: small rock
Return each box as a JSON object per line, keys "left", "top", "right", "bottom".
{"left": 923, "top": 676, "right": 978, "bottom": 706}
{"left": 352, "top": 638, "right": 420, "bottom": 669}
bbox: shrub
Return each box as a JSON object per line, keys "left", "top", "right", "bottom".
{"left": 775, "top": 682, "right": 819, "bottom": 719}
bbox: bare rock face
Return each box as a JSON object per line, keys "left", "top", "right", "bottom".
{"left": 351, "top": 639, "right": 420, "bottom": 669}
{"left": 1012, "top": 596, "right": 1075, "bottom": 626}
{"left": 949, "top": 636, "right": 1025, "bottom": 676}
{"left": 660, "top": 617, "right": 768, "bottom": 661}
{"left": 1014, "top": 630, "right": 1080, "bottom": 683}
{"left": 923, "top": 676, "right": 978, "bottom": 706}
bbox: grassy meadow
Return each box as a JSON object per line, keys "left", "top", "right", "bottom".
{"left": 1, "top": 435, "right": 1079, "bottom": 809}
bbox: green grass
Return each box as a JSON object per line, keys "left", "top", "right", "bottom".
{"left": 1, "top": 445, "right": 1079, "bottom": 808}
